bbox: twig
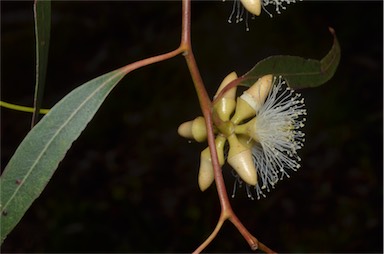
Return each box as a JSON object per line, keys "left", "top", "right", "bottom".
{"left": 179, "top": 0, "right": 276, "bottom": 253}
{"left": 117, "top": 1, "right": 277, "bottom": 252}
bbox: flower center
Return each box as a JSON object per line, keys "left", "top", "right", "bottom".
{"left": 217, "top": 120, "right": 235, "bottom": 138}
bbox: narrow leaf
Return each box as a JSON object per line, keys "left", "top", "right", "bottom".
{"left": 31, "top": 0, "right": 51, "bottom": 127}
{"left": 0, "top": 68, "right": 128, "bottom": 244}
{"left": 241, "top": 27, "right": 340, "bottom": 89}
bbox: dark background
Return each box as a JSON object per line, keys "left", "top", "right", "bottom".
{"left": 1, "top": 1, "right": 382, "bottom": 253}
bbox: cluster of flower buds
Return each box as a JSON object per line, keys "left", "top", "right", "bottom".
{"left": 178, "top": 72, "right": 273, "bottom": 191}
{"left": 178, "top": 72, "right": 306, "bottom": 198}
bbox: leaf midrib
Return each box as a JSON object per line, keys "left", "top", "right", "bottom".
{"left": 1, "top": 71, "right": 121, "bottom": 212}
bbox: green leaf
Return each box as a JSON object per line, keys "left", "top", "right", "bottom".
{"left": 0, "top": 68, "right": 128, "bottom": 244}
{"left": 31, "top": 0, "right": 51, "bottom": 127}
{"left": 241, "top": 27, "right": 341, "bottom": 89}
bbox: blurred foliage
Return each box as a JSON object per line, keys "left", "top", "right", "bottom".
{"left": 1, "top": 1, "right": 382, "bottom": 253}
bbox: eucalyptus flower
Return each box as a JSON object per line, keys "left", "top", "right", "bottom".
{"left": 261, "top": 0, "right": 301, "bottom": 17}
{"left": 178, "top": 73, "right": 306, "bottom": 200}
{"left": 226, "top": 0, "right": 302, "bottom": 30}
{"left": 234, "top": 76, "right": 306, "bottom": 199}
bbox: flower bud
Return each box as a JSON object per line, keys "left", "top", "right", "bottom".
{"left": 213, "top": 72, "right": 238, "bottom": 121}
{"left": 240, "top": 74, "right": 273, "bottom": 113}
{"left": 198, "top": 136, "right": 226, "bottom": 191}
{"left": 230, "top": 75, "right": 273, "bottom": 124}
{"left": 177, "top": 116, "right": 207, "bottom": 142}
{"left": 227, "top": 134, "right": 257, "bottom": 186}
{"left": 240, "top": 0, "right": 261, "bottom": 16}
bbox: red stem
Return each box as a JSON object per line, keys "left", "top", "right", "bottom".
{"left": 120, "top": 48, "right": 183, "bottom": 75}
{"left": 181, "top": 0, "right": 232, "bottom": 215}
{"left": 117, "top": 1, "right": 275, "bottom": 253}
{"left": 180, "top": 1, "right": 275, "bottom": 253}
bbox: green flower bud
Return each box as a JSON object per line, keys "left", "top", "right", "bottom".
{"left": 178, "top": 116, "right": 207, "bottom": 142}
{"left": 213, "top": 72, "right": 238, "bottom": 121}
{"left": 227, "top": 134, "right": 257, "bottom": 186}
{"left": 230, "top": 75, "right": 273, "bottom": 124}
{"left": 240, "top": 74, "right": 273, "bottom": 113}
{"left": 198, "top": 136, "right": 226, "bottom": 191}
{"left": 240, "top": 0, "right": 261, "bottom": 16}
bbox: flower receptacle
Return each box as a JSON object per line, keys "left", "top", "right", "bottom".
{"left": 214, "top": 98, "right": 237, "bottom": 122}
{"left": 234, "top": 118, "right": 258, "bottom": 142}
{"left": 231, "top": 98, "right": 256, "bottom": 124}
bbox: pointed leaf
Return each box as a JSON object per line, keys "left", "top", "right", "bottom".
{"left": 31, "top": 0, "right": 51, "bottom": 127}
{"left": 241, "top": 27, "right": 340, "bottom": 89}
{"left": 0, "top": 68, "right": 128, "bottom": 244}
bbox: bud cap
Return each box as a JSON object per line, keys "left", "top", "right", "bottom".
{"left": 240, "top": 0, "right": 261, "bottom": 16}
{"left": 240, "top": 75, "right": 273, "bottom": 113}
{"left": 177, "top": 116, "right": 207, "bottom": 142}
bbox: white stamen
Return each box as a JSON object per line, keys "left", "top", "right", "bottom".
{"left": 232, "top": 76, "right": 306, "bottom": 199}
{"left": 250, "top": 76, "right": 306, "bottom": 198}
{"left": 262, "top": 0, "right": 302, "bottom": 17}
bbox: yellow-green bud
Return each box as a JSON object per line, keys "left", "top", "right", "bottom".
{"left": 198, "top": 136, "right": 226, "bottom": 191}
{"left": 230, "top": 75, "right": 273, "bottom": 124}
{"left": 240, "top": 0, "right": 261, "bottom": 16}
{"left": 213, "top": 72, "right": 238, "bottom": 121}
{"left": 227, "top": 134, "right": 257, "bottom": 186}
{"left": 177, "top": 116, "right": 207, "bottom": 142}
{"left": 240, "top": 74, "right": 273, "bottom": 113}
